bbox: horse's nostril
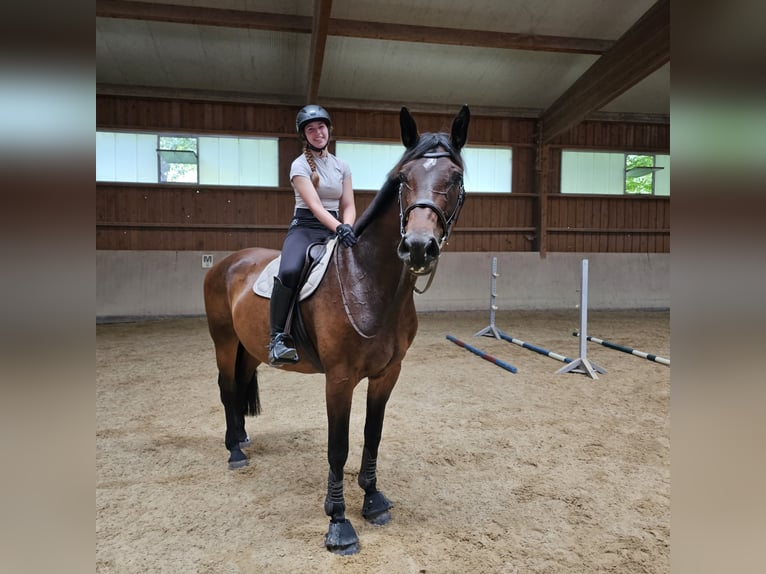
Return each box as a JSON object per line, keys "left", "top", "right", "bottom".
{"left": 397, "top": 237, "right": 410, "bottom": 258}
{"left": 426, "top": 237, "right": 440, "bottom": 259}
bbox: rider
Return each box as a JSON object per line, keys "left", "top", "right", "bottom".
{"left": 268, "top": 104, "right": 358, "bottom": 366}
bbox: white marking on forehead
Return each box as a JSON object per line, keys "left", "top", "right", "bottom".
{"left": 423, "top": 158, "right": 437, "bottom": 170}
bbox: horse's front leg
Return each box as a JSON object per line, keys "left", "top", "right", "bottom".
{"left": 323, "top": 377, "right": 360, "bottom": 555}
{"left": 359, "top": 364, "right": 399, "bottom": 525}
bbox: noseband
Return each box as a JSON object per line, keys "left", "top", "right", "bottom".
{"left": 397, "top": 151, "right": 466, "bottom": 249}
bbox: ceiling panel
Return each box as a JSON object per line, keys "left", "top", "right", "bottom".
{"left": 321, "top": 37, "right": 599, "bottom": 110}
{"left": 96, "top": 0, "right": 669, "bottom": 120}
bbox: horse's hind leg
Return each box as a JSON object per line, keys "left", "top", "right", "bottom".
{"left": 218, "top": 343, "right": 261, "bottom": 470}
{"left": 358, "top": 365, "right": 399, "bottom": 524}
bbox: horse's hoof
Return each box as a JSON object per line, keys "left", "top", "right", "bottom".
{"left": 362, "top": 491, "right": 393, "bottom": 525}
{"left": 325, "top": 519, "right": 360, "bottom": 555}
{"left": 227, "top": 448, "right": 248, "bottom": 470}
{"left": 239, "top": 436, "right": 252, "bottom": 449}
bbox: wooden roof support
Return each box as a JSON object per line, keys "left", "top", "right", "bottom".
{"left": 96, "top": 0, "right": 312, "bottom": 33}
{"left": 306, "top": 0, "right": 333, "bottom": 104}
{"left": 540, "top": 0, "right": 669, "bottom": 143}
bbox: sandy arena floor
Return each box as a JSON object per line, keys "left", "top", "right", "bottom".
{"left": 97, "top": 309, "right": 669, "bottom": 573}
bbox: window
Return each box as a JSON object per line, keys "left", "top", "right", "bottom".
{"left": 561, "top": 151, "right": 670, "bottom": 195}
{"left": 95, "top": 132, "right": 157, "bottom": 183}
{"left": 335, "top": 141, "right": 512, "bottom": 193}
{"left": 158, "top": 136, "right": 198, "bottom": 183}
{"left": 462, "top": 147, "right": 512, "bottom": 193}
{"left": 334, "top": 142, "right": 406, "bottom": 190}
{"left": 625, "top": 154, "right": 666, "bottom": 195}
{"left": 199, "top": 136, "right": 278, "bottom": 186}
{"left": 96, "top": 131, "right": 279, "bottom": 187}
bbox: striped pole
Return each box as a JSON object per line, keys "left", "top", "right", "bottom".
{"left": 498, "top": 331, "right": 573, "bottom": 363}
{"left": 573, "top": 332, "right": 670, "bottom": 366}
{"left": 446, "top": 335, "right": 517, "bottom": 374}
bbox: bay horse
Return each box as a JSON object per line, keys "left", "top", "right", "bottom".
{"left": 203, "top": 105, "right": 470, "bottom": 554}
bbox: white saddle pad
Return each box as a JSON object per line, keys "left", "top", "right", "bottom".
{"left": 253, "top": 237, "right": 338, "bottom": 300}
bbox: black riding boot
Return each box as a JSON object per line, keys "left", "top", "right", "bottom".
{"left": 269, "top": 277, "right": 299, "bottom": 366}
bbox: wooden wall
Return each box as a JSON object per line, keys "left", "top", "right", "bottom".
{"left": 96, "top": 95, "right": 669, "bottom": 254}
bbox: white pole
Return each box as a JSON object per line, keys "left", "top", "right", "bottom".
{"left": 556, "top": 259, "right": 606, "bottom": 379}
{"left": 474, "top": 256, "right": 502, "bottom": 339}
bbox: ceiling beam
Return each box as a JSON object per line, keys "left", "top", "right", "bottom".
{"left": 540, "top": 0, "right": 669, "bottom": 143}
{"left": 96, "top": 0, "right": 613, "bottom": 55}
{"left": 306, "top": 0, "right": 333, "bottom": 104}
{"left": 329, "top": 19, "right": 611, "bottom": 54}
{"left": 96, "top": 0, "right": 312, "bottom": 33}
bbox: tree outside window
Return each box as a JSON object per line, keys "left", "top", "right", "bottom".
{"left": 158, "top": 136, "right": 198, "bottom": 183}
{"left": 625, "top": 154, "right": 662, "bottom": 195}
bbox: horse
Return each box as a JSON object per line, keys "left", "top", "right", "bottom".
{"left": 203, "top": 105, "right": 470, "bottom": 555}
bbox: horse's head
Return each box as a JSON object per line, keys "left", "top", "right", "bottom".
{"left": 395, "top": 105, "right": 470, "bottom": 276}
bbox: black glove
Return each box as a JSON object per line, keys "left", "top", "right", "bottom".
{"left": 335, "top": 223, "right": 357, "bottom": 248}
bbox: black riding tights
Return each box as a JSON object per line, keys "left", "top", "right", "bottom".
{"left": 277, "top": 209, "right": 335, "bottom": 289}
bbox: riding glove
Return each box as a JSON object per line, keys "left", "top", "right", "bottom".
{"left": 335, "top": 223, "right": 357, "bottom": 247}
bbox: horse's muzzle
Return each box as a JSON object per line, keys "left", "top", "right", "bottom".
{"left": 397, "top": 231, "right": 440, "bottom": 275}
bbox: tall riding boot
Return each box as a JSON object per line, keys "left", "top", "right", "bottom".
{"left": 269, "top": 277, "right": 299, "bottom": 366}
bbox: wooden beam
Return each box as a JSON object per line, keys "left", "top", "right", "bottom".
{"left": 306, "top": 0, "right": 333, "bottom": 104}
{"left": 540, "top": 0, "right": 669, "bottom": 143}
{"left": 96, "top": 0, "right": 612, "bottom": 55}
{"left": 329, "top": 19, "right": 611, "bottom": 55}
{"left": 96, "top": 0, "right": 312, "bottom": 33}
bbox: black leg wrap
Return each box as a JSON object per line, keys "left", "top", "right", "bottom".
{"left": 357, "top": 448, "right": 378, "bottom": 493}
{"left": 324, "top": 471, "right": 346, "bottom": 520}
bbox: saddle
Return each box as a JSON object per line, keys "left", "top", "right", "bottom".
{"left": 253, "top": 237, "right": 337, "bottom": 300}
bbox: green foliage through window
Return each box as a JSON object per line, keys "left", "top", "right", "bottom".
{"left": 625, "top": 154, "right": 657, "bottom": 195}
{"left": 158, "top": 136, "right": 198, "bottom": 183}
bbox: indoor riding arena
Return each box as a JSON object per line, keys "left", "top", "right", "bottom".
{"left": 97, "top": 1, "right": 670, "bottom": 572}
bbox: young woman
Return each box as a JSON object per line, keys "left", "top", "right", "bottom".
{"left": 269, "top": 104, "right": 357, "bottom": 366}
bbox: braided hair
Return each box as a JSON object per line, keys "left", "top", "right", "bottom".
{"left": 303, "top": 145, "right": 320, "bottom": 189}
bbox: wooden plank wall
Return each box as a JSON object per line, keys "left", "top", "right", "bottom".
{"left": 96, "top": 95, "right": 669, "bottom": 253}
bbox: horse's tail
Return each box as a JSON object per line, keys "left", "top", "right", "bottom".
{"left": 235, "top": 342, "right": 261, "bottom": 416}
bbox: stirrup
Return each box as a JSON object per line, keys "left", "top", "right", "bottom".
{"left": 269, "top": 333, "right": 299, "bottom": 366}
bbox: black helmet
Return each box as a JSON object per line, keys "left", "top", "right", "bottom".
{"left": 296, "top": 105, "right": 331, "bottom": 136}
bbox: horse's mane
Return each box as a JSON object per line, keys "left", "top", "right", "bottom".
{"left": 354, "top": 132, "right": 464, "bottom": 236}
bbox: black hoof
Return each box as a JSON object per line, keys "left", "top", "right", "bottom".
{"left": 227, "top": 448, "right": 248, "bottom": 470}
{"left": 325, "top": 519, "right": 360, "bottom": 555}
{"left": 362, "top": 491, "right": 393, "bottom": 525}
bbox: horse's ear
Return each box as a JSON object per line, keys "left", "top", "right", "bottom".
{"left": 450, "top": 105, "right": 470, "bottom": 151}
{"left": 400, "top": 107, "right": 419, "bottom": 149}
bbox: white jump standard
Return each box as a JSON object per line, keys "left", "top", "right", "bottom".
{"left": 474, "top": 256, "right": 502, "bottom": 340}
{"left": 556, "top": 259, "right": 606, "bottom": 379}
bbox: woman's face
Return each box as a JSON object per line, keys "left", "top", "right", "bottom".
{"left": 303, "top": 120, "right": 329, "bottom": 149}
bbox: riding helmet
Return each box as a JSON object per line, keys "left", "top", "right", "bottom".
{"left": 296, "top": 105, "right": 332, "bottom": 136}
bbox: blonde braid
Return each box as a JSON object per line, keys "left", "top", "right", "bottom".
{"left": 303, "top": 145, "right": 320, "bottom": 189}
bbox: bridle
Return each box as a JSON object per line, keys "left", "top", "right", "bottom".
{"left": 397, "top": 150, "right": 466, "bottom": 293}
{"left": 397, "top": 151, "right": 466, "bottom": 249}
